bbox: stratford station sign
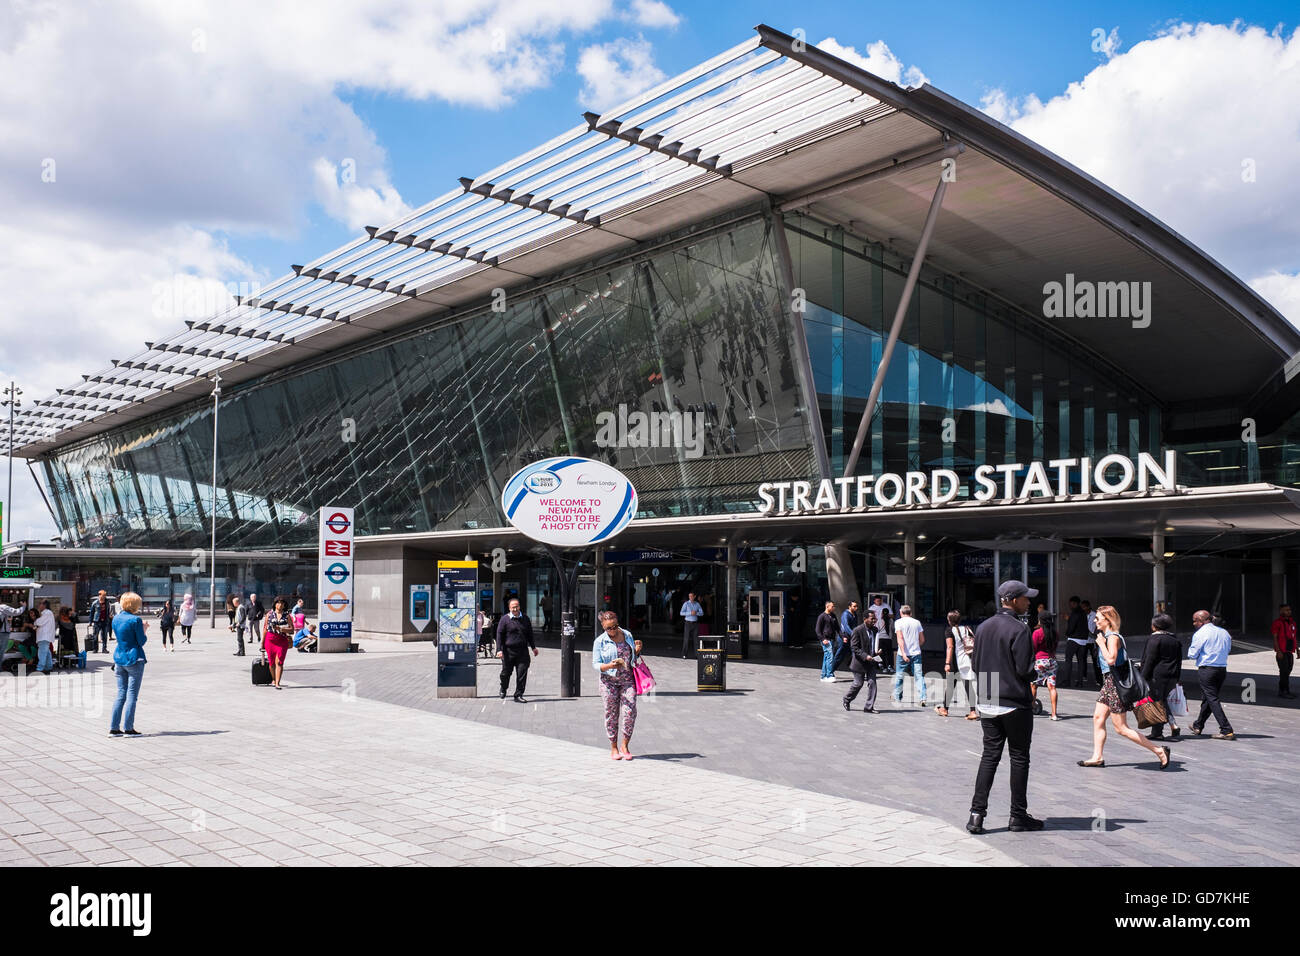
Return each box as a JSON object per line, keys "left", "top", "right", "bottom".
{"left": 757, "top": 450, "right": 1179, "bottom": 515}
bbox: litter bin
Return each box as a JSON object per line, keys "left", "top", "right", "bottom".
{"left": 725, "top": 624, "right": 745, "bottom": 660}
{"left": 697, "top": 637, "right": 727, "bottom": 692}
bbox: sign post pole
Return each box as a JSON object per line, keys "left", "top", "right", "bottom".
{"left": 544, "top": 544, "right": 588, "bottom": 698}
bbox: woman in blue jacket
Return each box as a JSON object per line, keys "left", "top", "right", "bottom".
{"left": 110, "top": 591, "right": 149, "bottom": 736}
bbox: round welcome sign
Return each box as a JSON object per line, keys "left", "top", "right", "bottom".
{"left": 501, "top": 456, "right": 637, "bottom": 547}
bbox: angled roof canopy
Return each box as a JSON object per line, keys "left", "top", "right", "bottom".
{"left": 13, "top": 25, "right": 1296, "bottom": 457}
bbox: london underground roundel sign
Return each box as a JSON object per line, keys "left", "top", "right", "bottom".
{"left": 501, "top": 457, "right": 637, "bottom": 547}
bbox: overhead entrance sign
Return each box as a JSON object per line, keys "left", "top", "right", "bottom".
{"left": 317, "top": 506, "right": 354, "bottom": 652}
{"left": 500, "top": 457, "right": 637, "bottom": 547}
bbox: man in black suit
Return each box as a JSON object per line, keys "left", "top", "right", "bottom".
{"left": 1140, "top": 612, "right": 1183, "bottom": 739}
{"left": 842, "top": 611, "right": 882, "bottom": 713}
{"left": 495, "top": 598, "right": 538, "bottom": 702}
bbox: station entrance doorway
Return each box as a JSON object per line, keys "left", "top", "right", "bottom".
{"left": 603, "top": 550, "right": 722, "bottom": 639}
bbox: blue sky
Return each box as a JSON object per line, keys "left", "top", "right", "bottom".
{"left": 237, "top": 0, "right": 1299, "bottom": 278}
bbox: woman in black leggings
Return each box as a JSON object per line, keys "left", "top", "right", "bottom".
{"left": 157, "top": 600, "right": 176, "bottom": 651}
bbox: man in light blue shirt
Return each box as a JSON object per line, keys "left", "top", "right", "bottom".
{"left": 679, "top": 592, "right": 703, "bottom": 659}
{"left": 1187, "top": 609, "right": 1234, "bottom": 739}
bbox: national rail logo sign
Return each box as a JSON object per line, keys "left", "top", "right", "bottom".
{"left": 501, "top": 457, "right": 636, "bottom": 548}
{"left": 317, "top": 505, "right": 355, "bottom": 645}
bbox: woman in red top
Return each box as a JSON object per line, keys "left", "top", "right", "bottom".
{"left": 262, "top": 597, "right": 294, "bottom": 690}
{"left": 1031, "top": 611, "right": 1060, "bottom": 720}
{"left": 1273, "top": 604, "right": 1297, "bottom": 699}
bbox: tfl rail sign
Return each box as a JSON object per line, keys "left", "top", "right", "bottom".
{"left": 317, "top": 505, "right": 355, "bottom": 647}
{"left": 501, "top": 457, "right": 637, "bottom": 548}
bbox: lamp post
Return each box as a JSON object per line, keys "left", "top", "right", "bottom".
{"left": 1, "top": 383, "right": 20, "bottom": 544}
{"left": 208, "top": 372, "right": 221, "bottom": 627}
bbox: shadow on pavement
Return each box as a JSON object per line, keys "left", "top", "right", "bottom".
{"left": 1042, "top": 816, "right": 1145, "bottom": 831}
{"left": 635, "top": 752, "right": 704, "bottom": 761}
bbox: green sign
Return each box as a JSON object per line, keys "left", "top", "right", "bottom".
{"left": 0, "top": 568, "right": 34, "bottom": 579}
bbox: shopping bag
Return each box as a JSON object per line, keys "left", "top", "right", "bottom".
{"left": 633, "top": 658, "right": 656, "bottom": 695}
{"left": 1134, "top": 697, "right": 1167, "bottom": 729}
{"left": 1167, "top": 684, "right": 1188, "bottom": 717}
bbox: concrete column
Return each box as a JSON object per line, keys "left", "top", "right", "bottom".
{"left": 904, "top": 535, "right": 917, "bottom": 610}
{"left": 726, "top": 545, "right": 739, "bottom": 627}
{"left": 826, "top": 544, "right": 858, "bottom": 609}
{"left": 1272, "top": 548, "right": 1286, "bottom": 612}
{"left": 1152, "top": 530, "right": 1166, "bottom": 615}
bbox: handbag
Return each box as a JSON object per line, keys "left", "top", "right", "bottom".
{"left": 1134, "top": 697, "right": 1168, "bottom": 729}
{"left": 1109, "top": 635, "right": 1151, "bottom": 709}
{"left": 1167, "top": 683, "right": 1188, "bottom": 717}
{"left": 633, "top": 656, "right": 656, "bottom": 695}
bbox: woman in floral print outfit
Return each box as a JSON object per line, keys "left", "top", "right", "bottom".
{"left": 593, "top": 610, "right": 643, "bottom": 760}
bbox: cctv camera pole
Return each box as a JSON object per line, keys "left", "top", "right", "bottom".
{"left": 208, "top": 372, "right": 221, "bottom": 628}
{"left": 2, "top": 383, "right": 20, "bottom": 545}
{"left": 544, "top": 544, "right": 589, "bottom": 698}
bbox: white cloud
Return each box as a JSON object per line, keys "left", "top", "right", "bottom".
{"left": 312, "top": 158, "right": 411, "bottom": 232}
{"left": 978, "top": 22, "right": 1300, "bottom": 325}
{"left": 628, "top": 0, "right": 680, "bottom": 29}
{"left": 1251, "top": 272, "right": 1300, "bottom": 325}
{"left": 816, "top": 37, "right": 929, "bottom": 89}
{"left": 577, "top": 36, "right": 665, "bottom": 110}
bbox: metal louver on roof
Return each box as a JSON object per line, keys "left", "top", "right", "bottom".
{"left": 14, "top": 30, "right": 891, "bottom": 454}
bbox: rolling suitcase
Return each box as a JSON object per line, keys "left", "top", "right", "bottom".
{"left": 251, "top": 651, "right": 272, "bottom": 686}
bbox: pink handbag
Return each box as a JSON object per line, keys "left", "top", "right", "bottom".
{"left": 633, "top": 657, "right": 656, "bottom": 695}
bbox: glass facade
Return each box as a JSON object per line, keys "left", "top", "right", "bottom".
{"left": 38, "top": 214, "right": 813, "bottom": 550}
{"left": 33, "top": 207, "right": 1300, "bottom": 556}
{"left": 783, "top": 213, "right": 1300, "bottom": 491}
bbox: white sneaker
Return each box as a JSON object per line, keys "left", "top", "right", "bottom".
{"left": 820, "top": 676, "right": 835, "bottom": 682}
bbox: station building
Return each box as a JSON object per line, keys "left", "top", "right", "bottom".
{"left": 8, "top": 26, "right": 1300, "bottom": 644}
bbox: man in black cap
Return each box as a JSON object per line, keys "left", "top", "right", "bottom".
{"left": 967, "top": 579, "right": 1044, "bottom": 835}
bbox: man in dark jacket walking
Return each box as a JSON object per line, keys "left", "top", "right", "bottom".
{"left": 842, "top": 611, "right": 882, "bottom": 712}
{"left": 89, "top": 590, "right": 113, "bottom": 653}
{"left": 496, "top": 598, "right": 538, "bottom": 702}
{"left": 246, "top": 593, "right": 265, "bottom": 645}
{"left": 967, "top": 580, "right": 1043, "bottom": 835}
{"left": 1061, "top": 595, "right": 1090, "bottom": 687}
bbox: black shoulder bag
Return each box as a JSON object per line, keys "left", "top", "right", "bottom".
{"left": 1110, "top": 635, "right": 1152, "bottom": 709}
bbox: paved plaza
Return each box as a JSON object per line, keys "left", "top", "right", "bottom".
{"left": 1, "top": 623, "right": 1294, "bottom": 866}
